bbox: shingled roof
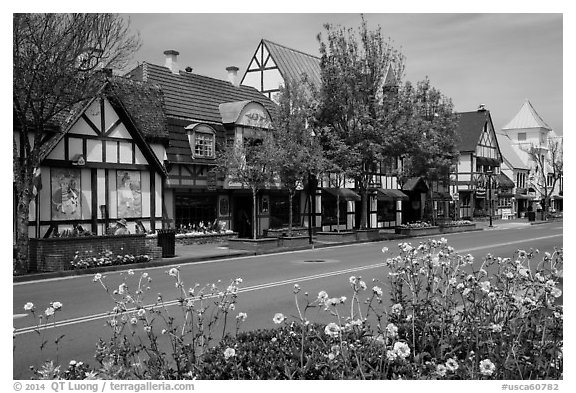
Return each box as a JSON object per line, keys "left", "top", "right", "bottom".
{"left": 126, "top": 62, "right": 277, "bottom": 123}
{"left": 106, "top": 76, "right": 169, "bottom": 141}
{"left": 455, "top": 110, "right": 495, "bottom": 152}
{"left": 260, "top": 39, "right": 322, "bottom": 87}
{"left": 125, "top": 62, "right": 278, "bottom": 164}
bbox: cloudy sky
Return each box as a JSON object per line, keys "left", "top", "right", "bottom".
{"left": 120, "top": 12, "right": 563, "bottom": 135}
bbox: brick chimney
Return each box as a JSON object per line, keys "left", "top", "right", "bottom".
{"left": 164, "top": 50, "right": 180, "bottom": 74}
{"left": 226, "top": 66, "right": 239, "bottom": 86}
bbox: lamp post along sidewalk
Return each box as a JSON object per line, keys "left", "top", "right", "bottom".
{"left": 487, "top": 170, "right": 493, "bottom": 228}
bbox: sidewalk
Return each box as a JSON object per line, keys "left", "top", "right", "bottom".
{"left": 14, "top": 218, "right": 560, "bottom": 283}
{"left": 474, "top": 217, "right": 554, "bottom": 231}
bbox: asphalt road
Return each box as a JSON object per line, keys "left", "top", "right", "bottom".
{"left": 13, "top": 222, "right": 563, "bottom": 378}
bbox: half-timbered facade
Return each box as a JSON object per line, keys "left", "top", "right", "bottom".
{"left": 18, "top": 77, "right": 168, "bottom": 238}
{"left": 453, "top": 106, "right": 503, "bottom": 219}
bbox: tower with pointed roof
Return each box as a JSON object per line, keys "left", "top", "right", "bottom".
{"left": 501, "top": 99, "right": 552, "bottom": 148}
{"left": 499, "top": 100, "right": 563, "bottom": 214}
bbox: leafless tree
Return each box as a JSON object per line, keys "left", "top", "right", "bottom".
{"left": 526, "top": 136, "right": 563, "bottom": 218}
{"left": 13, "top": 13, "right": 141, "bottom": 272}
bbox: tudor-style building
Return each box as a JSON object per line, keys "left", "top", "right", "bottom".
{"left": 499, "top": 100, "right": 563, "bottom": 214}
{"left": 17, "top": 76, "right": 168, "bottom": 238}
{"left": 240, "top": 39, "right": 408, "bottom": 230}
{"left": 126, "top": 50, "right": 282, "bottom": 238}
{"left": 453, "top": 105, "right": 505, "bottom": 220}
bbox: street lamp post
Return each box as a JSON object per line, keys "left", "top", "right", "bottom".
{"left": 307, "top": 172, "right": 315, "bottom": 245}
{"left": 486, "top": 170, "right": 493, "bottom": 228}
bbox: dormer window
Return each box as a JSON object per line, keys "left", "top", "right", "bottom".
{"left": 186, "top": 123, "right": 216, "bottom": 159}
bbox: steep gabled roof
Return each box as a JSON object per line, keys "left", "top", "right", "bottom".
{"left": 502, "top": 100, "right": 552, "bottom": 131}
{"left": 496, "top": 133, "right": 529, "bottom": 170}
{"left": 455, "top": 110, "right": 494, "bottom": 152}
{"left": 261, "top": 39, "right": 321, "bottom": 87}
{"left": 37, "top": 78, "right": 168, "bottom": 175}
{"left": 126, "top": 62, "right": 277, "bottom": 123}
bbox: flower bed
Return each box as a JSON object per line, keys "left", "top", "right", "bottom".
{"left": 70, "top": 250, "right": 152, "bottom": 270}
{"left": 439, "top": 220, "right": 478, "bottom": 234}
{"left": 395, "top": 222, "right": 440, "bottom": 236}
{"left": 264, "top": 227, "right": 309, "bottom": 238}
{"left": 147, "top": 230, "right": 237, "bottom": 246}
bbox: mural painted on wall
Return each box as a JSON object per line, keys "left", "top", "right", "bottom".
{"left": 117, "top": 170, "right": 142, "bottom": 218}
{"left": 51, "top": 168, "right": 81, "bottom": 220}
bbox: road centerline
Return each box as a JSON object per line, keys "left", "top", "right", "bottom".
{"left": 13, "top": 232, "right": 562, "bottom": 336}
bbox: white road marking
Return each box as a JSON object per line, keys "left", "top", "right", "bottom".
{"left": 13, "top": 314, "right": 28, "bottom": 319}
{"left": 13, "top": 232, "right": 562, "bottom": 336}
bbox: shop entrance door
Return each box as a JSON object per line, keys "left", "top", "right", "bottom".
{"left": 233, "top": 196, "right": 253, "bottom": 238}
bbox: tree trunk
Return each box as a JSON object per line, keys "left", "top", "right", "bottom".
{"left": 14, "top": 174, "right": 33, "bottom": 273}
{"left": 15, "top": 198, "right": 31, "bottom": 273}
{"left": 336, "top": 192, "right": 341, "bottom": 233}
{"left": 252, "top": 188, "right": 257, "bottom": 240}
{"left": 288, "top": 189, "right": 294, "bottom": 236}
{"left": 360, "top": 188, "right": 368, "bottom": 229}
{"left": 13, "top": 153, "right": 34, "bottom": 273}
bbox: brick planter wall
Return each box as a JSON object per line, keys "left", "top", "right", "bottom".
{"left": 29, "top": 234, "right": 148, "bottom": 272}
{"left": 228, "top": 237, "right": 279, "bottom": 253}
{"left": 316, "top": 231, "right": 357, "bottom": 243}
{"left": 394, "top": 226, "right": 441, "bottom": 236}
{"left": 277, "top": 236, "right": 310, "bottom": 248}
{"left": 355, "top": 229, "right": 382, "bottom": 241}
{"left": 439, "top": 224, "right": 477, "bottom": 234}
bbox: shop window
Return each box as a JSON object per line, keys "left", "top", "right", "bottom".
{"left": 269, "top": 194, "right": 300, "bottom": 229}
{"left": 377, "top": 201, "right": 395, "bottom": 222}
{"left": 175, "top": 194, "right": 217, "bottom": 230}
{"left": 321, "top": 191, "right": 347, "bottom": 226}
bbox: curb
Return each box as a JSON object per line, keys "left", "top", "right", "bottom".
{"left": 13, "top": 250, "right": 252, "bottom": 283}
{"left": 13, "top": 234, "right": 409, "bottom": 283}
{"left": 14, "top": 220, "right": 559, "bottom": 283}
